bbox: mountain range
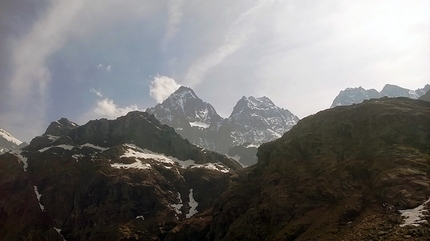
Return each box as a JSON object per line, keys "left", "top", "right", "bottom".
{"left": 1, "top": 96, "right": 429, "bottom": 240}
{"left": 331, "top": 84, "right": 430, "bottom": 108}
{"left": 147, "top": 86, "right": 299, "bottom": 165}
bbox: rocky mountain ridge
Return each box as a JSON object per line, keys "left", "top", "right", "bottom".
{"left": 0, "top": 111, "right": 241, "bottom": 240}
{"left": 147, "top": 86, "right": 299, "bottom": 165}
{"left": 0, "top": 128, "right": 27, "bottom": 154}
{"left": 331, "top": 83, "right": 430, "bottom": 108}
{"left": 169, "top": 97, "right": 430, "bottom": 240}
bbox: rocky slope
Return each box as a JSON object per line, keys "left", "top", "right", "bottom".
{"left": 0, "top": 111, "right": 241, "bottom": 240}
{"left": 166, "top": 97, "right": 430, "bottom": 240}
{"left": 220, "top": 96, "right": 299, "bottom": 152}
{"left": 331, "top": 84, "right": 430, "bottom": 107}
{"left": 147, "top": 87, "right": 299, "bottom": 165}
{"left": 419, "top": 90, "right": 430, "bottom": 102}
{"left": 0, "top": 128, "right": 27, "bottom": 154}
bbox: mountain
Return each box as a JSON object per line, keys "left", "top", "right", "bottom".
{"left": 0, "top": 128, "right": 26, "bottom": 154}
{"left": 146, "top": 86, "right": 223, "bottom": 151}
{"left": 1, "top": 98, "right": 429, "bottom": 240}
{"left": 148, "top": 87, "right": 299, "bottom": 165}
{"left": 0, "top": 111, "right": 241, "bottom": 240}
{"left": 146, "top": 86, "right": 223, "bottom": 131}
{"left": 168, "top": 97, "right": 430, "bottom": 240}
{"left": 380, "top": 84, "right": 429, "bottom": 98}
{"left": 418, "top": 90, "right": 430, "bottom": 102}
{"left": 222, "top": 96, "right": 299, "bottom": 150}
{"left": 331, "top": 84, "right": 430, "bottom": 107}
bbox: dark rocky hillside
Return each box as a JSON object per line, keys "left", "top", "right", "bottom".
{"left": 167, "top": 97, "right": 430, "bottom": 240}
{"left": 0, "top": 111, "right": 241, "bottom": 240}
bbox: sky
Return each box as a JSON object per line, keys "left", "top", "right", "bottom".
{"left": 0, "top": 0, "right": 429, "bottom": 142}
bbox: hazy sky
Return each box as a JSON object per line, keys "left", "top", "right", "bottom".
{"left": 1, "top": 0, "right": 429, "bottom": 142}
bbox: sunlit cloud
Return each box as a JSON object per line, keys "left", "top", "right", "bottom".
{"left": 149, "top": 75, "right": 181, "bottom": 103}
{"left": 79, "top": 98, "right": 140, "bottom": 123}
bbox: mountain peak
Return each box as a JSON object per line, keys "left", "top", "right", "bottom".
{"left": 172, "top": 86, "right": 198, "bottom": 99}
{"left": 331, "top": 83, "right": 430, "bottom": 108}
{"left": 146, "top": 86, "right": 223, "bottom": 145}
{"left": 44, "top": 118, "right": 79, "bottom": 136}
{"left": 232, "top": 96, "right": 277, "bottom": 117}
{"left": 0, "top": 127, "right": 26, "bottom": 154}
{"left": 227, "top": 95, "right": 299, "bottom": 148}
{"left": 0, "top": 128, "right": 22, "bottom": 145}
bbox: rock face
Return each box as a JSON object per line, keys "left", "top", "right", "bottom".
{"left": 147, "top": 86, "right": 223, "bottom": 152}
{"left": 221, "top": 96, "right": 299, "bottom": 152}
{"left": 0, "top": 128, "right": 26, "bottom": 154}
{"left": 0, "top": 111, "right": 241, "bottom": 240}
{"left": 148, "top": 87, "right": 299, "bottom": 165}
{"left": 419, "top": 90, "right": 430, "bottom": 102}
{"left": 331, "top": 84, "right": 430, "bottom": 108}
{"left": 168, "top": 97, "right": 430, "bottom": 240}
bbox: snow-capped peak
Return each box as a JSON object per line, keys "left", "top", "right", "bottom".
{"left": 0, "top": 128, "right": 22, "bottom": 145}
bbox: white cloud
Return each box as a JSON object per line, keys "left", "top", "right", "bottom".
{"left": 1, "top": 0, "right": 162, "bottom": 141}
{"left": 183, "top": 0, "right": 272, "bottom": 87}
{"left": 79, "top": 98, "right": 140, "bottom": 123}
{"left": 161, "top": 0, "right": 185, "bottom": 50}
{"left": 94, "top": 98, "right": 138, "bottom": 118}
{"left": 149, "top": 75, "right": 181, "bottom": 103}
{"left": 90, "top": 88, "right": 103, "bottom": 97}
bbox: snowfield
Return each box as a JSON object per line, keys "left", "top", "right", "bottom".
{"left": 399, "top": 197, "right": 430, "bottom": 227}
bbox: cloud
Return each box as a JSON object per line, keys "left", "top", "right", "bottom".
{"left": 106, "top": 65, "right": 112, "bottom": 72}
{"left": 90, "top": 88, "right": 103, "bottom": 97}
{"left": 93, "top": 98, "right": 139, "bottom": 119}
{"left": 161, "top": 0, "right": 185, "bottom": 50}
{"left": 79, "top": 98, "right": 140, "bottom": 124}
{"left": 0, "top": 0, "right": 162, "bottom": 141}
{"left": 183, "top": 1, "right": 271, "bottom": 87}
{"left": 149, "top": 75, "right": 181, "bottom": 103}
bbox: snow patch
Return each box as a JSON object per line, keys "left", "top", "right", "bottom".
{"left": 110, "top": 144, "right": 230, "bottom": 172}
{"left": 111, "top": 161, "right": 151, "bottom": 170}
{"left": 121, "top": 144, "right": 175, "bottom": 165}
{"left": 170, "top": 192, "right": 183, "bottom": 217}
{"left": 12, "top": 151, "right": 28, "bottom": 171}
{"left": 190, "top": 121, "right": 210, "bottom": 128}
{"left": 79, "top": 143, "right": 108, "bottom": 151}
{"left": 38, "top": 143, "right": 107, "bottom": 153}
{"left": 245, "top": 143, "right": 260, "bottom": 148}
{"left": 54, "top": 227, "right": 66, "bottom": 241}
{"left": 46, "top": 135, "right": 60, "bottom": 141}
{"left": 190, "top": 163, "right": 230, "bottom": 173}
{"left": 33, "top": 186, "right": 45, "bottom": 212}
{"left": 39, "top": 144, "right": 74, "bottom": 152}
{"left": 186, "top": 189, "right": 198, "bottom": 218}
{"left": 399, "top": 197, "right": 430, "bottom": 227}
{"left": 0, "top": 128, "right": 22, "bottom": 145}
{"left": 72, "top": 154, "right": 85, "bottom": 161}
